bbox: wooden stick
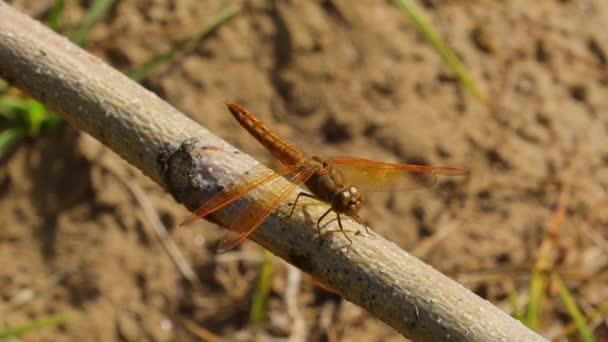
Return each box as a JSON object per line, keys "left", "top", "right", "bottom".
{"left": 0, "top": 3, "right": 546, "bottom": 341}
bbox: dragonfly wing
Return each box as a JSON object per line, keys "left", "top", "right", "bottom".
{"left": 180, "top": 163, "right": 297, "bottom": 226}
{"left": 331, "top": 157, "right": 468, "bottom": 192}
{"left": 217, "top": 167, "right": 315, "bottom": 253}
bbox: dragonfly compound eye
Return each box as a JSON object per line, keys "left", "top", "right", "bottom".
{"left": 334, "top": 185, "right": 363, "bottom": 216}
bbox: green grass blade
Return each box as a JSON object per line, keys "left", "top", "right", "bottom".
{"left": 508, "top": 290, "right": 523, "bottom": 322}
{"left": 552, "top": 273, "right": 595, "bottom": 342}
{"left": 46, "top": 0, "right": 65, "bottom": 31}
{"left": 0, "top": 128, "right": 26, "bottom": 157}
{"left": 555, "top": 301, "right": 608, "bottom": 340}
{"left": 249, "top": 249, "right": 274, "bottom": 326}
{"left": 393, "top": 0, "right": 487, "bottom": 103}
{"left": 0, "top": 313, "right": 71, "bottom": 339}
{"left": 524, "top": 265, "right": 548, "bottom": 329}
{"left": 127, "top": 3, "right": 241, "bottom": 82}
{"left": 70, "top": 0, "right": 114, "bottom": 46}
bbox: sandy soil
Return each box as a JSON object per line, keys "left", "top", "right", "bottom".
{"left": 2, "top": 0, "right": 608, "bottom": 340}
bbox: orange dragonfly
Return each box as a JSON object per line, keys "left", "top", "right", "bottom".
{"left": 181, "top": 101, "right": 468, "bottom": 253}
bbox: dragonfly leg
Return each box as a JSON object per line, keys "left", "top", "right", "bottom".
{"left": 284, "top": 192, "right": 317, "bottom": 220}
{"left": 316, "top": 207, "right": 333, "bottom": 241}
{"left": 353, "top": 214, "right": 374, "bottom": 238}
{"left": 336, "top": 214, "right": 353, "bottom": 246}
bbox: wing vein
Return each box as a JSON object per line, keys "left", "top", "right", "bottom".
{"left": 217, "top": 167, "right": 315, "bottom": 252}
{"left": 180, "top": 163, "right": 296, "bottom": 226}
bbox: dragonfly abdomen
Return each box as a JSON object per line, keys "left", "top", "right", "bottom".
{"left": 226, "top": 101, "right": 305, "bottom": 165}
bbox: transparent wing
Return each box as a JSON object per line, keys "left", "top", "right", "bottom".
{"left": 217, "top": 168, "right": 315, "bottom": 253}
{"left": 179, "top": 163, "right": 297, "bottom": 226}
{"left": 330, "top": 157, "right": 468, "bottom": 192}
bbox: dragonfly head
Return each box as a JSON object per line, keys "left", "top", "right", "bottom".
{"left": 332, "top": 185, "right": 363, "bottom": 216}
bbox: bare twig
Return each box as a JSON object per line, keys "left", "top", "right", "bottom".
{"left": 412, "top": 153, "right": 477, "bottom": 259}
{"left": 411, "top": 214, "right": 466, "bottom": 259}
{"left": 0, "top": 3, "right": 546, "bottom": 341}
{"left": 102, "top": 163, "right": 202, "bottom": 289}
{"left": 181, "top": 317, "right": 221, "bottom": 342}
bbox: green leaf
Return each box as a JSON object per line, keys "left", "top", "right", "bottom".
{"left": 0, "top": 96, "right": 28, "bottom": 121}
{"left": 0, "top": 128, "right": 26, "bottom": 157}
{"left": 0, "top": 96, "right": 62, "bottom": 139}
{"left": 41, "top": 114, "right": 64, "bottom": 130}
{"left": 22, "top": 99, "right": 47, "bottom": 134}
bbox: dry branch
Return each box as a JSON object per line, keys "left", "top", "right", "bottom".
{"left": 0, "top": 2, "right": 546, "bottom": 341}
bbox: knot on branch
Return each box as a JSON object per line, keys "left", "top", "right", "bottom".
{"left": 161, "top": 139, "right": 223, "bottom": 211}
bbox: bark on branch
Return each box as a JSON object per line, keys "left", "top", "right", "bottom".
{"left": 0, "top": 2, "right": 546, "bottom": 341}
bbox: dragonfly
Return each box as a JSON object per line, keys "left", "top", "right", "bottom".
{"left": 180, "top": 101, "right": 468, "bottom": 253}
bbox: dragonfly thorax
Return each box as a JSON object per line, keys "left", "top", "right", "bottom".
{"left": 306, "top": 157, "right": 363, "bottom": 215}
{"left": 331, "top": 185, "right": 363, "bottom": 216}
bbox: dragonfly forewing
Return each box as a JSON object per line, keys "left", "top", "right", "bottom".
{"left": 180, "top": 163, "right": 298, "bottom": 226}
{"left": 217, "top": 167, "right": 315, "bottom": 252}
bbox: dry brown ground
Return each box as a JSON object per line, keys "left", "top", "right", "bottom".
{"left": 2, "top": 0, "right": 608, "bottom": 341}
